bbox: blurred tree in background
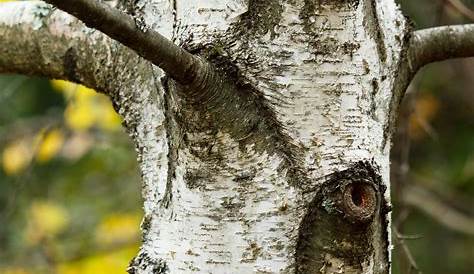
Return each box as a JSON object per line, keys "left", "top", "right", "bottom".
{"left": 0, "top": 0, "right": 472, "bottom": 274}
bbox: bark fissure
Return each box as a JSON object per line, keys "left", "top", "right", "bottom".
{"left": 237, "top": 0, "right": 283, "bottom": 36}
{"left": 155, "top": 74, "right": 180, "bottom": 208}
{"left": 363, "top": 0, "right": 387, "bottom": 63}
{"left": 177, "top": 72, "right": 308, "bottom": 187}
{"left": 63, "top": 47, "right": 79, "bottom": 83}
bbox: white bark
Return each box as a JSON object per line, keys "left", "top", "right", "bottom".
{"left": 123, "top": 0, "right": 408, "bottom": 273}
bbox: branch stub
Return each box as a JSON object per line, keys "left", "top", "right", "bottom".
{"left": 340, "top": 181, "right": 377, "bottom": 223}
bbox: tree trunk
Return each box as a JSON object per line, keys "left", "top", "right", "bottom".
{"left": 8, "top": 0, "right": 474, "bottom": 273}
{"left": 117, "top": 0, "right": 408, "bottom": 273}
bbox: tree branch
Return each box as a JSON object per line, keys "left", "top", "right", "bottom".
{"left": 387, "top": 24, "right": 474, "bottom": 139}
{"left": 43, "top": 0, "right": 214, "bottom": 91}
{"left": 446, "top": 0, "right": 474, "bottom": 22}
{"left": 393, "top": 226, "right": 421, "bottom": 274}
{"left": 403, "top": 184, "right": 474, "bottom": 235}
{"left": 0, "top": 1, "right": 121, "bottom": 92}
{"left": 408, "top": 24, "right": 474, "bottom": 72}
{"left": 42, "top": 0, "right": 288, "bottom": 147}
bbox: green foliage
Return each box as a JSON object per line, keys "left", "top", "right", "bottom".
{"left": 0, "top": 77, "right": 141, "bottom": 273}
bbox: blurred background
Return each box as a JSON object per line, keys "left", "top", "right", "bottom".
{"left": 0, "top": 0, "right": 472, "bottom": 273}
{"left": 393, "top": 1, "right": 474, "bottom": 274}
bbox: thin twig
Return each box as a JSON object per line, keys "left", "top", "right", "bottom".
{"left": 396, "top": 234, "right": 424, "bottom": 240}
{"left": 393, "top": 226, "right": 422, "bottom": 274}
{"left": 392, "top": 83, "right": 420, "bottom": 274}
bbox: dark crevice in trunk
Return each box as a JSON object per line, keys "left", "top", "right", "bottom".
{"left": 155, "top": 72, "right": 180, "bottom": 208}
{"left": 363, "top": 0, "right": 387, "bottom": 63}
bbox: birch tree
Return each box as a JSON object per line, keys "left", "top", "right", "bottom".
{"left": 1, "top": 0, "right": 473, "bottom": 273}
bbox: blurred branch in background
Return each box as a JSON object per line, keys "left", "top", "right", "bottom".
{"left": 393, "top": 226, "right": 422, "bottom": 274}
{"left": 445, "top": 0, "right": 474, "bottom": 21}
{"left": 402, "top": 183, "right": 474, "bottom": 235}
{"left": 391, "top": 82, "right": 422, "bottom": 274}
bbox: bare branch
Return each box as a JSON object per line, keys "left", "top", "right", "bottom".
{"left": 403, "top": 184, "right": 474, "bottom": 235}
{"left": 446, "top": 0, "right": 474, "bottom": 22}
{"left": 388, "top": 24, "right": 474, "bottom": 134}
{"left": 393, "top": 226, "right": 421, "bottom": 274}
{"left": 43, "top": 0, "right": 213, "bottom": 90}
{"left": 42, "top": 0, "right": 289, "bottom": 145}
{"left": 408, "top": 24, "right": 474, "bottom": 72}
{"left": 0, "top": 1, "right": 120, "bottom": 92}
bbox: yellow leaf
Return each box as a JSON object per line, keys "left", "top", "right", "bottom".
{"left": 64, "top": 101, "right": 97, "bottom": 131}
{"left": 2, "top": 140, "right": 32, "bottom": 176}
{"left": 95, "top": 213, "right": 141, "bottom": 246}
{"left": 96, "top": 101, "right": 122, "bottom": 131}
{"left": 74, "top": 85, "right": 96, "bottom": 102}
{"left": 35, "top": 129, "right": 65, "bottom": 163}
{"left": 56, "top": 245, "right": 139, "bottom": 274}
{"left": 52, "top": 80, "right": 121, "bottom": 132}
{"left": 50, "top": 79, "right": 77, "bottom": 98}
{"left": 25, "top": 200, "right": 69, "bottom": 246}
{"left": 0, "top": 267, "right": 31, "bottom": 274}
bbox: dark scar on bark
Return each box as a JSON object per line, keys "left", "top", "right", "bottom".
{"left": 295, "top": 161, "right": 390, "bottom": 274}
{"left": 63, "top": 47, "right": 79, "bottom": 83}
{"left": 128, "top": 251, "right": 169, "bottom": 274}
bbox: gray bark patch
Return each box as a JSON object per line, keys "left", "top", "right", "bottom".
{"left": 63, "top": 47, "right": 79, "bottom": 83}
{"left": 128, "top": 251, "right": 169, "bottom": 274}
{"left": 237, "top": 0, "right": 283, "bottom": 36}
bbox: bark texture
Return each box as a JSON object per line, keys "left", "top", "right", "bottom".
{"left": 0, "top": 1, "right": 117, "bottom": 91}
{"left": 120, "top": 0, "right": 408, "bottom": 273}
{"left": 3, "top": 0, "right": 472, "bottom": 273}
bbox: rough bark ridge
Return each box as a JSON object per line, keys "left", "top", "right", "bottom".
{"left": 0, "top": 0, "right": 412, "bottom": 273}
